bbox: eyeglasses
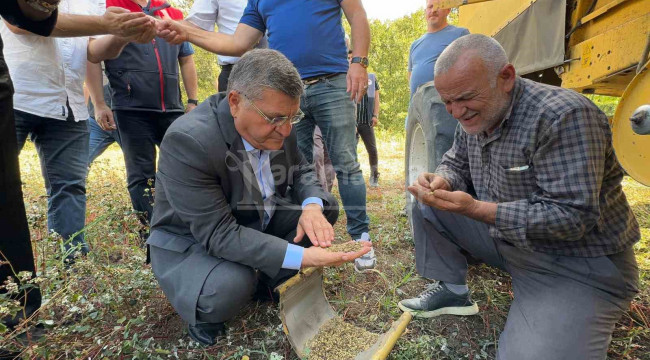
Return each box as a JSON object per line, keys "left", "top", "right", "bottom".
{"left": 241, "top": 93, "right": 304, "bottom": 127}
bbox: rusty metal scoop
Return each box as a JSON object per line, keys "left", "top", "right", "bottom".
{"left": 275, "top": 267, "right": 412, "bottom": 360}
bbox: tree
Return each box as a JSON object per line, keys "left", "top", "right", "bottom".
{"left": 169, "top": 0, "right": 220, "bottom": 102}
{"left": 365, "top": 10, "right": 426, "bottom": 131}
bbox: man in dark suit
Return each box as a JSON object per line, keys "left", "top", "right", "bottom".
{"left": 147, "top": 49, "right": 371, "bottom": 346}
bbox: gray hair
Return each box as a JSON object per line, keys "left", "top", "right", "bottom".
{"left": 434, "top": 34, "right": 509, "bottom": 87}
{"left": 227, "top": 49, "right": 303, "bottom": 100}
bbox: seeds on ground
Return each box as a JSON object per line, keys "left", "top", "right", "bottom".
{"left": 306, "top": 317, "right": 378, "bottom": 360}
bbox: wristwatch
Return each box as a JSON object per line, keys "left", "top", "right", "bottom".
{"left": 350, "top": 56, "right": 369, "bottom": 68}
{"left": 372, "top": 114, "right": 378, "bottom": 118}
{"left": 187, "top": 99, "right": 199, "bottom": 106}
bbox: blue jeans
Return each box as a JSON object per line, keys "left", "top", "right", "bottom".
{"left": 88, "top": 116, "right": 121, "bottom": 165}
{"left": 114, "top": 110, "right": 181, "bottom": 224}
{"left": 295, "top": 73, "right": 369, "bottom": 238}
{"left": 14, "top": 110, "right": 90, "bottom": 256}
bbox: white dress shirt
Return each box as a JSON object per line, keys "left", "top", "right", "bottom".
{"left": 186, "top": 0, "right": 267, "bottom": 65}
{"left": 0, "top": 0, "right": 103, "bottom": 121}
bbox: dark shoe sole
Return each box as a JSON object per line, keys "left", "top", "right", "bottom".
{"left": 397, "top": 301, "right": 479, "bottom": 318}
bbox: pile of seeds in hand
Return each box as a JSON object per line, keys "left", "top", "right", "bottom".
{"left": 325, "top": 241, "right": 364, "bottom": 253}
{"left": 306, "top": 317, "right": 379, "bottom": 360}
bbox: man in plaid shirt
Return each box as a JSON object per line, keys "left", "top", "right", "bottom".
{"left": 400, "top": 34, "right": 639, "bottom": 359}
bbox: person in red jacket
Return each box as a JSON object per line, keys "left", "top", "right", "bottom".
{"left": 90, "top": 0, "right": 198, "bottom": 231}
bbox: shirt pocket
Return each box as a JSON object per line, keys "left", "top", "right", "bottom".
{"left": 492, "top": 164, "right": 536, "bottom": 202}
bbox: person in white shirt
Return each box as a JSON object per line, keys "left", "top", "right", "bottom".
{"left": 0, "top": 0, "right": 156, "bottom": 262}
{"left": 184, "top": 0, "right": 266, "bottom": 91}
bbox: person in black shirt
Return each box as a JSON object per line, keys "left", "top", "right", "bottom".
{"left": 355, "top": 72, "right": 380, "bottom": 187}
{"left": 348, "top": 48, "right": 381, "bottom": 187}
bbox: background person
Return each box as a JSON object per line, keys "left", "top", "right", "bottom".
{"left": 408, "top": 0, "right": 469, "bottom": 97}
{"left": 85, "top": 36, "right": 195, "bottom": 167}
{"left": 97, "top": 0, "right": 199, "bottom": 228}
{"left": 184, "top": 0, "right": 267, "bottom": 92}
{"left": 84, "top": 64, "right": 120, "bottom": 165}
{"left": 350, "top": 45, "right": 381, "bottom": 187}
{"left": 404, "top": 0, "right": 468, "bottom": 131}
{"left": 312, "top": 126, "right": 336, "bottom": 192}
{"left": 355, "top": 72, "right": 380, "bottom": 187}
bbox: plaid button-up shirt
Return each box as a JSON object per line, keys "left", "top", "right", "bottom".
{"left": 436, "top": 77, "right": 639, "bottom": 257}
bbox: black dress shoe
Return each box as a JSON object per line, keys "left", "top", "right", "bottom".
{"left": 187, "top": 322, "right": 226, "bottom": 346}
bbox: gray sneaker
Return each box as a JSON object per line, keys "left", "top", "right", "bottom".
{"left": 398, "top": 282, "right": 479, "bottom": 318}
{"left": 354, "top": 233, "right": 376, "bottom": 272}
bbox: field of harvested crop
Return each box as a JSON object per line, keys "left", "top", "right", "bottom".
{"left": 2, "top": 130, "right": 648, "bottom": 359}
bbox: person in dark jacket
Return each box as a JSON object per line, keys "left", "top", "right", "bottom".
{"left": 96, "top": 0, "right": 199, "bottom": 227}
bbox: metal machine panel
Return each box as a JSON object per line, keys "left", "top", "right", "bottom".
{"left": 460, "top": 0, "right": 566, "bottom": 75}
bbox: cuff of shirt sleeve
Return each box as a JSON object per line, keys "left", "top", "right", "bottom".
{"left": 185, "top": 14, "right": 216, "bottom": 32}
{"left": 281, "top": 244, "right": 304, "bottom": 270}
{"left": 493, "top": 200, "right": 529, "bottom": 246}
{"left": 302, "top": 197, "right": 324, "bottom": 210}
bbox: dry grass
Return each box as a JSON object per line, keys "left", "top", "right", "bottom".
{"left": 2, "top": 129, "right": 648, "bottom": 359}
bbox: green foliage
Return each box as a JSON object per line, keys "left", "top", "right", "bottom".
{"left": 191, "top": 47, "right": 220, "bottom": 101}
{"left": 586, "top": 94, "right": 620, "bottom": 117}
{"left": 169, "top": 0, "right": 221, "bottom": 103}
{"left": 366, "top": 11, "right": 425, "bottom": 131}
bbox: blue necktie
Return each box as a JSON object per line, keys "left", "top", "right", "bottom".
{"left": 252, "top": 149, "right": 274, "bottom": 229}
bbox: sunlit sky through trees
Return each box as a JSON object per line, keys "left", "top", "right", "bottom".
{"left": 362, "top": 0, "right": 425, "bottom": 21}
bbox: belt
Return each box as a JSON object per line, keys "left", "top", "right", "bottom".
{"left": 220, "top": 64, "right": 234, "bottom": 69}
{"left": 302, "top": 72, "right": 342, "bottom": 86}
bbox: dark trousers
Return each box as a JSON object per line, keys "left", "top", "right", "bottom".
{"left": 313, "top": 126, "right": 335, "bottom": 192}
{"left": 412, "top": 202, "right": 639, "bottom": 359}
{"left": 0, "top": 99, "right": 41, "bottom": 327}
{"left": 194, "top": 196, "right": 339, "bottom": 324}
{"left": 355, "top": 123, "right": 378, "bottom": 174}
{"left": 14, "top": 110, "right": 90, "bottom": 256}
{"left": 217, "top": 64, "right": 233, "bottom": 93}
{"left": 114, "top": 110, "right": 181, "bottom": 223}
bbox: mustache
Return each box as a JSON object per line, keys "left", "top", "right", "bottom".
{"left": 459, "top": 111, "right": 478, "bottom": 121}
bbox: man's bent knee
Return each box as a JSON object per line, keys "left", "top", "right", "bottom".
{"left": 196, "top": 262, "right": 257, "bottom": 324}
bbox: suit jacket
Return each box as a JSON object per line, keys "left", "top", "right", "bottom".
{"left": 147, "top": 93, "right": 329, "bottom": 322}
